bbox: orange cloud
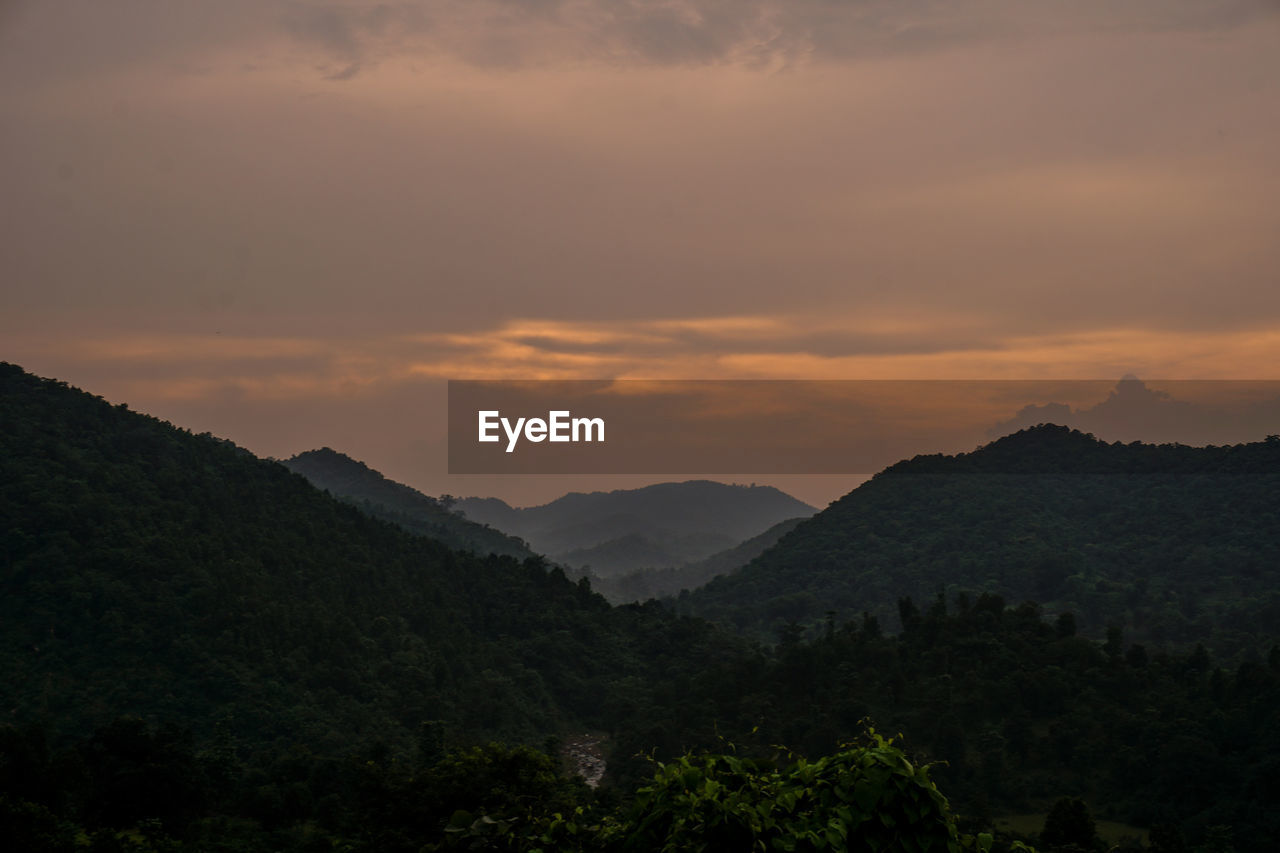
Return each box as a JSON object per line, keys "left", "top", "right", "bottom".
{"left": 11, "top": 317, "right": 1280, "bottom": 413}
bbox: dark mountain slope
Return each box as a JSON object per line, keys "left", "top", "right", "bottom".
{"left": 283, "top": 447, "right": 534, "bottom": 559}
{"left": 0, "top": 363, "right": 743, "bottom": 758}
{"left": 682, "top": 425, "right": 1280, "bottom": 646}
{"left": 455, "top": 480, "right": 814, "bottom": 577}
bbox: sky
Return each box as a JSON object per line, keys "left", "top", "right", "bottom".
{"left": 3, "top": 1, "right": 1280, "bottom": 507}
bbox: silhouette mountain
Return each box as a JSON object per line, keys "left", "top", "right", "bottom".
{"left": 0, "top": 362, "right": 744, "bottom": 754}
{"left": 682, "top": 424, "right": 1280, "bottom": 646}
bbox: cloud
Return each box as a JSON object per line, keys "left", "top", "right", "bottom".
{"left": 18, "top": 314, "right": 1280, "bottom": 405}
{"left": 308, "top": 1, "right": 1279, "bottom": 69}
{"left": 2, "top": 0, "right": 1275, "bottom": 85}
{"left": 280, "top": 2, "right": 434, "bottom": 75}
{"left": 988, "top": 376, "right": 1280, "bottom": 445}
{"left": 322, "top": 62, "right": 363, "bottom": 80}
{"left": 4, "top": 23, "right": 1278, "bottom": 352}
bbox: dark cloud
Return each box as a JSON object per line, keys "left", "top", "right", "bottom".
{"left": 284, "top": 5, "right": 364, "bottom": 57}
{"left": 279, "top": 2, "right": 433, "bottom": 75}
{"left": 448, "top": 0, "right": 1277, "bottom": 66}
{"left": 506, "top": 323, "right": 1004, "bottom": 360}
{"left": 3, "top": 1, "right": 1275, "bottom": 83}
{"left": 611, "top": 4, "right": 731, "bottom": 63}
{"left": 989, "top": 378, "right": 1280, "bottom": 445}
{"left": 322, "top": 62, "right": 363, "bottom": 81}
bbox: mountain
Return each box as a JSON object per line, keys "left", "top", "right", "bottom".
{"left": 3, "top": 365, "right": 1279, "bottom": 851}
{"left": 681, "top": 424, "right": 1280, "bottom": 647}
{"left": 454, "top": 481, "right": 815, "bottom": 578}
{"left": 0, "top": 362, "right": 744, "bottom": 758}
{"left": 283, "top": 447, "right": 535, "bottom": 560}
{"left": 594, "top": 517, "right": 808, "bottom": 603}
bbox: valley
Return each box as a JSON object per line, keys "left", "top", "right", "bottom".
{"left": 2, "top": 362, "right": 1277, "bottom": 852}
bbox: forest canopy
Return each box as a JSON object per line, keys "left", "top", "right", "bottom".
{"left": 2, "top": 363, "right": 1276, "bottom": 851}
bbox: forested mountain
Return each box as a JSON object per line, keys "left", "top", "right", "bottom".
{"left": 4, "top": 363, "right": 1279, "bottom": 851}
{"left": 0, "top": 361, "right": 744, "bottom": 764}
{"left": 454, "top": 481, "right": 814, "bottom": 578}
{"left": 682, "top": 425, "right": 1280, "bottom": 649}
{"left": 593, "top": 516, "right": 807, "bottom": 603}
{"left": 282, "top": 447, "right": 535, "bottom": 560}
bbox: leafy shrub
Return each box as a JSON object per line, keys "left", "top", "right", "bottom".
{"left": 439, "top": 729, "right": 1026, "bottom": 853}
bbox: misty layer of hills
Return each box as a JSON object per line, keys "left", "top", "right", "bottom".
{"left": 3, "top": 362, "right": 1280, "bottom": 852}
{"left": 592, "top": 516, "right": 807, "bottom": 603}
{"left": 454, "top": 482, "right": 814, "bottom": 578}
{"left": 283, "top": 449, "right": 813, "bottom": 602}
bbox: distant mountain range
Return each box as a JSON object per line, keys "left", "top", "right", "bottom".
{"left": 454, "top": 482, "right": 815, "bottom": 578}
{"left": 283, "top": 451, "right": 816, "bottom": 597}
{"left": 682, "top": 424, "right": 1280, "bottom": 648}
{"left": 593, "top": 516, "right": 807, "bottom": 603}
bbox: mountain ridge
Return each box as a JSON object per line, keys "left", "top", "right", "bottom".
{"left": 455, "top": 480, "right": 815, "bottom": 577}
{"left": 282, "top": 447, "right": 536, "bottom": 559}
{"left": 681, "top": 424, "right": 1280, "bottom": 647}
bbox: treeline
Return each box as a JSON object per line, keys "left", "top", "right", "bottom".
{"left": 606, "top": 595, "right": 1280, "bottom": 850}
{"left": 0, "top": 724, "right": 1007, "bottom": 853}
{"left": 7, "top": 592, "right": 1276, "bottom": 851}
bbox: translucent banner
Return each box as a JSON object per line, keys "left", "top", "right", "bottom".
{"left": 447, "top": 379, "right": 1280, "bottom": 474}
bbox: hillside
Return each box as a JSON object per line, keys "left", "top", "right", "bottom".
{"left": 283, "top": 447, "right": 535, "bottom": 560}
{"left": 454, "top": 481, "right": 815, "bottom": 577}
{"left": 3, "top": 366, "right": 1280, "bottom": 850}
{"left": 0, "top": 362, "right": 744, "bottom": 759}
{"left": 682, "top": 425, "right": 1280, "bottom": 647}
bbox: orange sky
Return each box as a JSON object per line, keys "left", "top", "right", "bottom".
{"left": 4, "top": 1, "right": 1280, "bottom": 506}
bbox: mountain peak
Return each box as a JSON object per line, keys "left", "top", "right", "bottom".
{"left": 289, "top": 446, "right": 364, "bottom": 466}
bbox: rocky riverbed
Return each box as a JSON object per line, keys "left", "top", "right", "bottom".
{"left": 561, "top": 733, "right": 607, "bottom": 787}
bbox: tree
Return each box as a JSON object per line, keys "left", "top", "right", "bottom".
{"left": 439, "top": 730, "right": 1020, "bottom": 853}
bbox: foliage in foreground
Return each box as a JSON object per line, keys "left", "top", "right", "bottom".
{"left": 438, "top": 730, "right": 1017, "bottom": 853}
